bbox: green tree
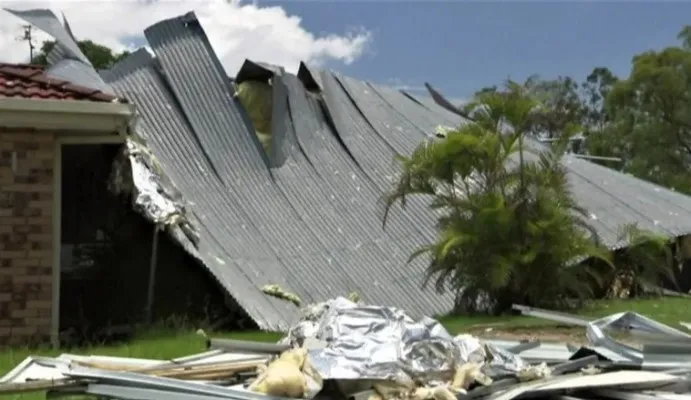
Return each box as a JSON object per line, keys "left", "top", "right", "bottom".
{"left": 384, "top": 81, "right": 612, "bottom": 314}
{"left": 588, "top": 31, "right": 691, "bottom": 193}
{"left": 677, "top": 25, "right": 691, "bottom": 50}
{"left": 581, "top": 67, "right": 618, "bottom": 135}
{"left": 473, "top": 76, "right": 586, "bottom": 153}
{"left": 525, "top": 75, "right": 584, "bottom": 141}
{"left": 32, "top": 40, "right": 130, "bottom": 70}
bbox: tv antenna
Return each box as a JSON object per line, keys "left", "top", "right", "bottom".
{"left": 17, "top": 24, "right": 36, "bottom": 62}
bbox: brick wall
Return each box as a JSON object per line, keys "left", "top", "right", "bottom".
{"left": 0, "top": 131, "right": 54, "bottom": 346}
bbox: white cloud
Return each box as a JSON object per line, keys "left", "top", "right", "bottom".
{"left": 0, "top": 0, "right": 372, "bottom": 74}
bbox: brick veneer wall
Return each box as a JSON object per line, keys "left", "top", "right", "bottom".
{"left": 0, "top": 131, "right": 54, "bottom": 346}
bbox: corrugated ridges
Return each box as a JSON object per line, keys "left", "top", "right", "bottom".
{"left": 404, "top": 93, "right": 468, "bottom": 126}
{"left": 315, "top": 71, "right": 452, "bottom": 301}
{"left": 103, "top": 49, "right": 299, "bottom": 331}
{"left": 318, "top": 70, "right": 438, "bottom": 242}
{"left": 560, "top": 154, "right": 691, "bottom": 248}
{"left": 138, "top": 12, "right": 453, "bottom": 321}
{"left": 280, "top": 73, "right": 453, "bottom": 317}
{"left": 319, "top": 70, "right": 400, "bottom": 192}
{"left": 268, "top": 70, "right": 405, "bottom": 307}
{"left": 284, "top": 74, "right": 420, "bottom": 244}
{"left": 144, "top": 13, "right": 326, "bottom": 259}
{"left": 369, "top": 83, "right": 448, "bottom": 136}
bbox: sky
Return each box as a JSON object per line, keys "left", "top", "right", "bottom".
{"left": 1, "top": 0, "right": 691, "bottom": 103}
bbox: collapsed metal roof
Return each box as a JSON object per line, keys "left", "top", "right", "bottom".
{"left": 101, "top": 12, "right": 453, "bottom": 330}
{"left": 13, "top": 9, "right": 691, "bottom": 330}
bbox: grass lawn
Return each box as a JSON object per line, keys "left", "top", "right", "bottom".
{"left": 1, "top": 297, "right": 689, "bottom": 400}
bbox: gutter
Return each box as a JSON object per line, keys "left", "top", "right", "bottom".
{"left": 0, "top": 97, "right": 136, "bottom": 135}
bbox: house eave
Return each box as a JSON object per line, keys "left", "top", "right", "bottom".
{"left": 0, "top": 97, "right": 136, "bottom": 135}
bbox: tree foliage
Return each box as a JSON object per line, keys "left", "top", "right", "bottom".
{"left": 463, "top": 25, "right": 691, "bottom": 196}
{"left": 525, "top": 75, "right": 584, "bottom": 140}
{"left": 581, "top": 67, "right": 618, "bottom": 134}
{"left": 384, "top": 82, "right": 613, "bottom": 314}
{"left": 385, "top": 25, "right": 691, "bottom": 312}
{"left": 587, "top": 26, "right": 691, "bottom": 192}
{"left": 32, "top": 40, "right": 129, "bottom": 70}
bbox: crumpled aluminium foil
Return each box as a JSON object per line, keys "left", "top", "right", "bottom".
{"left": 109, "top": 139, "right": 199, "bottom": 245}
{"left": 284, "top": 297, "right": 525, "bottom": 383}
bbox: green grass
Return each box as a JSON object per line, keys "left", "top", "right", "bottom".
{"left": 441, "top": 296, "right": 691, "bottom": 334}
{"left": 1, "top": 297, "right": 690, "bottom": 400}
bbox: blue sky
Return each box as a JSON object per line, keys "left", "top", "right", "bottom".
{"left": 262, "top": 1, "right": 691, "bottom": 101}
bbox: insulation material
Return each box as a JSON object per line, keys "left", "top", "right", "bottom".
{"left": 249, "top": 348, "right": 323, "bottom": 398}
{"left": 109, "top": 139, "right": 200, "bottom": 246}
{"left": 236, "top": 80, "right": 274, "bottom": 154}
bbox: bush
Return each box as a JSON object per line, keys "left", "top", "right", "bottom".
{"left": 384, "top": 82, "right": 612, "bottom": 314}
{"left": 605, "top": 224, "right": 679, "bottom": 298}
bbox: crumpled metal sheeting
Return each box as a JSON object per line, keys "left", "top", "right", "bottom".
{"left": 4, "top": 8, "right": 115, "bottom": 95}
{"left": 285, "top": 298, "right": 525, "bottom": 384}
{"left": 587, "top": 311, "right": 691, "bottom": 363}
{"left": 514, "top": 304, "right": 691, "bottom": 367}
{"left": 60, "top": 366, "right": 285, "bottom": 400}
{"left": 109, "top": 139, "right": 200, "bottom": 244}
{"left": 3, "top": 8, "right": 89, "bottom": 65}
{"left": 483, "top": 341, "right": 529, "bottom": 378}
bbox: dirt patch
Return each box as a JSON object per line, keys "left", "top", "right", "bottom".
{"left": 464, "top": 325, "right": 640, "bottom": 347}
{"left": 467, "top": 326, "right": 589, "bottom": 344}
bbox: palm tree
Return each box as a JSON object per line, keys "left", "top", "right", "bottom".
{"left": 384, "top": 81, "right": 612, "bottom": 314}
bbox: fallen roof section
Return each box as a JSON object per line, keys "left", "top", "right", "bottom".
{"left": 26, "top": 7, "right": 691, "bottom": 330}
{"left": 104, "top": 49, "right": 301, "bottom": 331}
{"left": 101, "top": 12, "right": 454, "bottom": 330}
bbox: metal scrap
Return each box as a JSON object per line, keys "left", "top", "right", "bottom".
{"left": 283, "top": 297, "right": 526, "bottom": 385}
{"left": 3, "top": 300, "right": 691, "bottom": 400}
{"left": 513, "top": 304, "right": 691, "bottom": 364}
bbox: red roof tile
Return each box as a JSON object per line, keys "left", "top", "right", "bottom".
{"left": 0, "top": 63, "right": 118, "bottom": 102}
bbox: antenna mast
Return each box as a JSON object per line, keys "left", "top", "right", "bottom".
{"left": 19, "top": 24, "right": 35, "bottom": 62}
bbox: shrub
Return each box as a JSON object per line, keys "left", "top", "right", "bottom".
{"left": 605, "top": 224, "right": 679, "bottom": 298}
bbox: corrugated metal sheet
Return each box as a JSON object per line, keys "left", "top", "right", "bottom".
{"left": 4, "top": 8, "right": 89, "bottom": 65}
{"left": 143, "top": 13, "right": 414, "bottom": 311}
{"left": 404, "top": 92, "right": 469, "bottom": 126}
{"left": 5, "top": 8, "right": 114, "bottom": 95}
{"left": 47, "top": 59, "right": 114, "bottom": 95}
{"left": 102, "top": 13, "right": 454, "bottom": 329}
{"left": 279, "top": 72, "right": 452, "bottom": 316}
{"left": 104, "top": 49, "right": 300, "bottom": 331}
{"left": 561, "top": 155, "right": 691, "bottom": 247}
{"left": 98, "top": 10, "right": 691, "bottom": 329}
{"left": 317, "top": 70, "right": 439, "bottom": 239}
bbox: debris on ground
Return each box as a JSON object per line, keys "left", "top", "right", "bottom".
{"left": 3, "top": 298, "right": 691, "bottom": 400}
{"left": 262, "top": 284, "right": 303, "bottom": 306}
